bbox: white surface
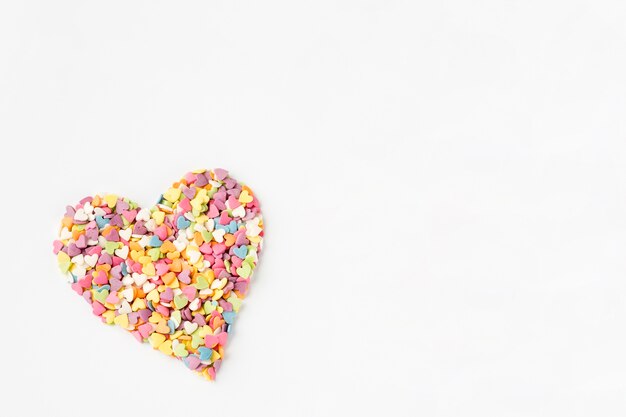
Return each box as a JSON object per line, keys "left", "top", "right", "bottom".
{"left": 1, "top": 1, "right": 626, "bottom": 415}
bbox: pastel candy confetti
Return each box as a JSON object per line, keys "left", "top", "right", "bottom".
{"left": 53, "top": 169, "right": 264, "bottom": 380}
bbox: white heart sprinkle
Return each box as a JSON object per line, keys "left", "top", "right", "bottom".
{"left": 245, "top": 217, "right": 262, "bottom": 237}
{"left": 187, "top": 249, "right": 201, "bottom": 264}
{"left": 74, "top": 209, "right": 88, "bottom": 221}
{"left": 71, "top": 254, "right": 84, "bottom": 266}
{"left": 138, "top": 235, "right": 150, "bottom": 248}
{"left": 183, "top": 321, "right": 198, "bottom": 334}
{"left": 121, "top": 288, "right": 134, "bottom": 302}
{"left": 114, "top": 245, "right": 129, "bottom": 259}
{"left": 136, "top": 209, "right": 151, "bottom": 222}
{"left": 189, "top": 298, "right": 201, "bottom": 311}
{"left": 119, "top": 228, "right": 132, "bottom": 241}
{"left": 210, "top": 278, "right": 226, "bottom": 290}
{"left": 133, "top": 273, "right": 148, "bottom": 286}
{"left": 84, "top": 254, "right": 98, "bottom": 267}
{"left": 144, "top": 218, "right": 156, "bottom": 232}
{"left": 173, "top": 238, "right": 187, "bottom": 252}
{"left": 212, "top": 229, "right": 225, "bottom": 243}
{"left": 118, "top": 300, "right": 132, "bottom": 314}
{"left": 59, "top": 227, "right": 72, "bottom": 240}
{"left": 231, "top": 205, "right": 246, "bottom": 218}
{"left": 73, "top": 265, "right": 87, "bottom": 279}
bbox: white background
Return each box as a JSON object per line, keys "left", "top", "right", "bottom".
{"left": 1, "top": 1, "right": 626, "bottom": 416}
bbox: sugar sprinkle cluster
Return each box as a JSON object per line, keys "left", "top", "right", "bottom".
{"left": 53, "top": 168, "right": 263, "bottom": 380}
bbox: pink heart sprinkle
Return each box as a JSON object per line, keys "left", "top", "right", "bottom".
{"left": 207, "top": 203, "right": 219, "bottom": 218}
{"left": 122, "top": 210, "right": 137, "bottom": 223}
{"left": 92, "top": 301, "right": 106, "bottom": 316}
{"left": 178, "top": 198, "right": 192, "bottom": 212}
{"left": 155, "top": 262, "right": 170, "bottom": 276}
{"left": 182, "top": 286, "right": 197, "bottom": 301}
{"left": 93, "top": 270, "right": 108, "bottom": 285}
{"left": 138, "top": 323, "right": 154, "bottom": 338}
{"left": 214, "top": 168, "right": 228, "bottom": 181}
{"left": 52, "top": 240, "right": 64, "bottom": 254}
{"left": 75, "top": 234, "right": 87, "bottom": 249}
{"left": 155, "top": 225, "right": 168, "bottom": 241}
{"left": 204, "top": 335, "right": 219, "bottom": 348}
{"left": 178, "top": 269, "right": 191, "bottom": 284}
{"left": 227, "top": 195, "right": 241, "bottom": 209}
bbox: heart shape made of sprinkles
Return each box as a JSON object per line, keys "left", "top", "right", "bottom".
{"left": 53, "top": 168, "right": 263, "bottom": 380}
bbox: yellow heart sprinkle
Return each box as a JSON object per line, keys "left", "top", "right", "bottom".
{"left": 57, "top": 251, "right": 70, "bottom": 263}
{"left": 142, "top": 263, "right": 156, "bottom": 276}
{"left": 149, "top": 333, "right": 166, "bottom": 348}
{"left": 238, "top": 190, "right": 253, "bottom": 204}
{"left": 102, "top": 310, "right": 116, "bottom": 324}
{"left": 152, "top": 210, "right": 165, "bottom": 225}
{"left": 163, "top": 187, "right": 182, "bottom": 203}
{"left": 132, "top": 298, "right": 146, "bottom": 311}
{"left": 113, "top": 313, "right": 129, "bottom": 328}
{"left": 146, "top": 289, "right": 160, "bottom": 303}
{"left": 104, "top": 194, "right": 118, "bottom": 208}
{"left": 149, "top": 312, "right": 163, "bottom": 323}
{"left": 158, "top": 340, "right": 173, "bottom": 355}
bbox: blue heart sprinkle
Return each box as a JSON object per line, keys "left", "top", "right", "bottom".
{"left": 149, "top": 236, "right": 162, "bottom": 247}
{"left": 177, "top": 216, "right": 191, "bottom": 230}
{"left": 233, "top": 245, "right": 248, "bottom": 259}
{"left": 222, "top": 311, "right": 236, "bottom": 324}
{"left": 95, "top": 216, "right": 109, "bottom": 229}
{"left": 198, "top": 347, "right": 212, "bottom": 361}
{"left": 227, "top": 220, "right": 238, "bottom": 234}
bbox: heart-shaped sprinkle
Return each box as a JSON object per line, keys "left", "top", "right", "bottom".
{"left": 233, "top": 245, "right": 248, "bottom": 259}
{"left": 184, "top": 321, "right": 199, "bottom": 334}
{"left": 53, "top": 169, "right": 263, "bottom": 380}
{"left": 236, "top": 261, "right": 252, "bottom": 279}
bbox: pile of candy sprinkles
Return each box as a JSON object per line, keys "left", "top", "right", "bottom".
{"left": 53, "top": 169, "right": 263, "bottom": 380}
